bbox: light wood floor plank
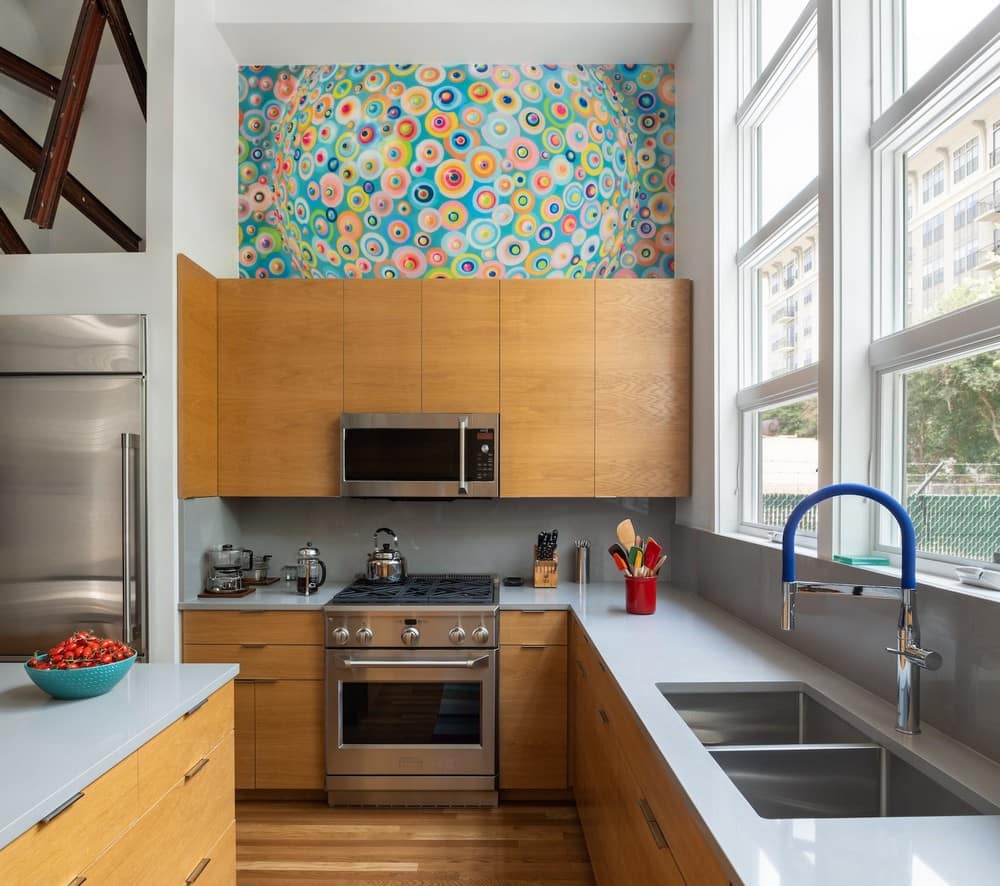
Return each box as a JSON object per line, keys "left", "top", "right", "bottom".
{"left": 236, "top": 800, "right": 596, "bottom": 886}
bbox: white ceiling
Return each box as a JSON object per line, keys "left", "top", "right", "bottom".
{"left": 213, "top": 0, "right": 694, "bottom": 64}
{"left": 2, "top": 0, "right": 148, "bottom": 70}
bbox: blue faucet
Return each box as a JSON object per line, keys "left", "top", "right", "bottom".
{"left": 779, "top": 483, "right": 941, "bottom": 735}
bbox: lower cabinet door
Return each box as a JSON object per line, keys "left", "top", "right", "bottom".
{"left": 617, "top": 758, "right": 687, "bottom": 886}
{"left": 185, "top": 819, "right": 237, "bottom": 886}
{"left": 234, "top": 681, "right": 256, "bottom": 789}
{"left": 254, "top": 680, "right": 325, "bottom": 789}
{"left": 499, "top": 644, "right": 568, "bottom": 789}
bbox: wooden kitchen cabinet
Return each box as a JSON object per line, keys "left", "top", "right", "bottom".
{"left": 421, "top": 278, "right": 500, "bottom": 413}
{"left": 571, "top": 617, "right": 733, "bottom": 886}
{"left": 343, "top": 278, "right": 422, "bottom": 412}
{"left": 498, "top": 611, "right": 568, "bottom": 790}
{"left": 500, "top": 280, "right": 595, "bottom": 497}
{"left": 254, "top": 680, "right": 326, "bottom": 789}
{"left": 218, "top": 278, "right": 343, "bottom": 496}
{"left": 596, "top": 279, "right": 691, "bottom": 497}
{"left": 182, "top": 611, "right": 326, "bottom": 791}
{"left": 178, "top": 254, "right": 219, "bottom": 499}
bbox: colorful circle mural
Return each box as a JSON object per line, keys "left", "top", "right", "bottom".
{"left": 238, "top": 64, "right": 675, "bottom": 279}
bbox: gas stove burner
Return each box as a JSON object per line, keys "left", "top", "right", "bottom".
{"left": 330, "top": 573, "right": 498, "bottom": 606}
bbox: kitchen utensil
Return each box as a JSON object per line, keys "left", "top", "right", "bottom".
{"left": 367, "top": 528, "right": 407, "bottom": 583}
{"left": 297, "top": 542, "right": 327, "bottom": 595}
{"left": 206, "top": 568, "right": 244, "bottom": 593}
{"left": 616, "top": 519, "right": 636, "bottom": 550}
{"left": 625, "top": 575, "right": 657, "bottom": 615}
{"left": 629, "top": 546, "right": 644, "bottom": 575}
{"left": 25, "top": 652, "right": 136, "bottom": 700}
{"left": 642, "top": 537, "right": 663, "bottom": 570}
{"left": 574, "top": 539, "right": 591, "bottom": 584}
{"left": 651, "top": 554, "right": 668, "bottom": 575}
{"left": 610, "top": 551, "right": 629, "bottom": 573}
{"left": 502, "top": 577, "right": 524, "bottom": 587}
{"left": 207, "top": 544, "right": 253, "bottom": 571}
{"left": 536, "top": 530, "right": 558, "bottom": 561}
{"left": 245, "top": 554, "right": 272, "bottom": 583}
{"left": 281, "top": 564, "right": 297, "bottom": 581}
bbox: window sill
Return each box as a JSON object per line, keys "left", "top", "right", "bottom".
{"left": 706, "top": 529, "right": 1000, "bottom": 606}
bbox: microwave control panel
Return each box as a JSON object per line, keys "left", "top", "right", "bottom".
{"left": 471, "top": 429, "right": 495, "bottom": 481}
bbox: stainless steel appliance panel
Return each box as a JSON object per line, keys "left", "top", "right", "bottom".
{"left": 0, "top": 376, "right": 144, "bottom": 657}
{"left": 326, "top": 647, "right": 496, "bottom": 778}
{"left": 0, "top": 315, "right": 144, "bottom": 374}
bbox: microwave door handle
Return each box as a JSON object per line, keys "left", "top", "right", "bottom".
{"left": 458, "top": 416, "right": 469, "bottom": 495}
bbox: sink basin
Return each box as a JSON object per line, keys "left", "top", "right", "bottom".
{"left": 660, "top": 688, "right": 867, "bottom": 746}
{"left": 659, "top": 683, "right": 997, "bottom": 819}
{"left": 710, "top": 744, "right": 988, "bottom": 819}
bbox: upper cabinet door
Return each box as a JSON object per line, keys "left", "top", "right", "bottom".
{"left": 177, "top": 255, "right": 218, "bottom": 499}
{"left": 343, "top": 279, "right": 421, "bottom": 412}
{"left": 595, "top": 279, "right": 691, "bottom": 497}
{"left": 218, "top": 280, "right": 343, "bottom": 496}
{"left": 500, "top": 280, "right": 595, "bottom": 497}
{"left": 421, "top": 279, "right": 500, "bottom": 413}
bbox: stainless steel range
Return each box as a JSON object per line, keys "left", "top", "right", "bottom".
{"left": 324, "top": 574, "right": 499, "bottom": 806}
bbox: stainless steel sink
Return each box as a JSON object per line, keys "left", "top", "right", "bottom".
{"left": 660, "top": 688, "right": 867, "bottom": 746}
{"left": 659, "top": 684, "right": 997, "bottom": 819}
{"left": 710, "top": 744, "right": 985, "bottom": 819}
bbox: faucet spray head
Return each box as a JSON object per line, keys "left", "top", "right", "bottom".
{"left": 780, "top": 582, "right": 797, "bottom": 630}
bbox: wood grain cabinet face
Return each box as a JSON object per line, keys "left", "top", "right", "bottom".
{"left": 218, "top": 279, "right": 343, "bottom": 496}
{"left": 500, "top": 280, "right": 595, "bottom": 497}
{"left": 421, "top": 279, "right": 500, "bottom": 413}
{"left": 595, "top": 279, "right": 691, "bottom": 497}
{"left": 254, "top": 680, "right": 325, "bottom": 789}
{"left": 234, "top": 681, "right": 256, "bottom": 789}
{"left": 177, "top": 254, "right": 219, "bottom": 498}
{"left": 343, "top": 278, "right": 421, "bottom": 412}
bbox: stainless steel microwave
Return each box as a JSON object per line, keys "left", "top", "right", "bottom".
{"left": 341, "top": 413, "right": 499, "bottom": 498}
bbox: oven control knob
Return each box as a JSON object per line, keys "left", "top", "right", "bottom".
{"left": 448, "top": 626, "right": 466, "bottom": 645}
{"left": 355, "top": 626, "right": 374, "bottom": 646}
{"left": 472, "top": 626, "right": 490, "bottom": 645}
{"left": 401, "top": 626, "right": 420, "bottom": 646}
{"left": 331, "top": 626, "right": 350, "bottom": 646}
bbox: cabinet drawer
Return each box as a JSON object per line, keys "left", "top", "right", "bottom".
{"left": 0, "top": 753, "right": 138, "bottom": 885}
{"left": 183, "top": 644, "right": 324, "bottom": 680}
{"left": 138, "top": 683, "right": 234, "bottom": 810}
{"left": 184, "top": 819, "right": 236, "bottom": 886}
{"left": 81, "top": 732, "right": 235, "bottom": 886}
{"left": 499, "top": 610, "right": 567, "bottom": 646}
{"left": 183, "top": 610, "right": 323, "bottom": 645}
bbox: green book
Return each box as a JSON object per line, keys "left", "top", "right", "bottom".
{"left": 833, "top": 554, "right": 890, "bottom": 566}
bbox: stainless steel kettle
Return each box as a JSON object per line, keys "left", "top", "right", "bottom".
{"left": 366, "top": 528, "right": 407, "bottom": 583}
{"left": 297, "top": 542, "right": 327, "bottom": 595}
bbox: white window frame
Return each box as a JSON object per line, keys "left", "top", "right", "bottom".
{"left": 734, "top": 0, "right": 820, "bottom": 540}
{"left": 870, "top": 2, "right": 1000, "bottom": 574}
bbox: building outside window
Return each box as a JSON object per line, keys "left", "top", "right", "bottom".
{"left": 953, "top": 136, "right": 980, "bottom": 184}
{"left": 922, "top": 161, "right": 945, "bottom": 203}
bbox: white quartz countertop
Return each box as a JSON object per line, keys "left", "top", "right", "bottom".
{"left": 176, "top": 578, "right": 1000, "bottom": 883}
{"left": 0, "top": 662, "right": 238, "bottom": 852}
{"left": 179, "top": 579, "right": 352, "bottom": 609}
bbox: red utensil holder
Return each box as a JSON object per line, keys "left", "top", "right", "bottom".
{"left": 625, "top": 575, "right": 657, "bottom": 615}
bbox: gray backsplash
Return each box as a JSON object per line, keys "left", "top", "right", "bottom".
{"left": 671, "top": 524, "right": 1000, "bottom": 763}
{"left": 182, "top": 496, "right": 675, "bottom": 592}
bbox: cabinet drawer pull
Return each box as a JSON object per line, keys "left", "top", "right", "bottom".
{"left": 184, "top": 757, "right": 210, "bottom": 781}
{"left": 597, "top": 708, "right": 609, "bottom": 724}
{"left": 638, "top": 799, "right": 669, "bottom": 849}
{"left": 240, "top": 643, "right": 267, "bottom": 648}
{"left": 185, "top": 858, "right": 212, "bottom": 883}
{"left": 184, "top": 697, "right": 207, "bottom": 716}
{"left": 67, "top": 877, "right": 87, "bottom": 885}
{"left": 520, "top": 645, "right": 547, "bottom": 649}
{"left": 41, "top": 791, "right": 84, "bottom": 824}
{"left": 515, "top": 610, "right": 548, "bottom": 614}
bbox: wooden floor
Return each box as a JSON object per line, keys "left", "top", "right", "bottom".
{"left": 236, "top": 800, "right": 596, "bottom": 885}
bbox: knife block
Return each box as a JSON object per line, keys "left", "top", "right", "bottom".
{"left": 533, "top": 547, "right": 559, "bottom": 588}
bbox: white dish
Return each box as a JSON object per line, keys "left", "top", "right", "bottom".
{"left": 955, "top": 566, "right": 1000, "bottom": 590}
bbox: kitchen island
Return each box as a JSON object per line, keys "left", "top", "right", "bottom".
{"left": 0, "top": 662, "right": 238, "bottom": 884}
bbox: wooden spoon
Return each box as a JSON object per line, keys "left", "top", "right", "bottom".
{"left": 616, "top": 518, "right": 636, "bottom": 551}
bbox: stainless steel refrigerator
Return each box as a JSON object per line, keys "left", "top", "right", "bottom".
{"left": 0, "top": 315, "right": 146, "bottom": 660}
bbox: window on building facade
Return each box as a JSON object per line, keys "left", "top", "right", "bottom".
{"left": 953, "top": 137, "right": 980, "bottom": 184}
{"left": 921, "top": 161, "right": 945, "bottom": 204}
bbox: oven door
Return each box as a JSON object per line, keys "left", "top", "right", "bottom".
{"left": 326, "top": 648, "right": 496, "bottom": 777}
{"left": 341, "top": 412, "right": 499, "bottom": 498}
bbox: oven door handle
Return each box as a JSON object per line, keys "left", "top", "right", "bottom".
{"left": 338, "top": 655, "right": 490, "bottom": 669}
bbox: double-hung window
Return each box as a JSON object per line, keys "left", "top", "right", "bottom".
{"left": 872, "top": 1, "right": 1000, "bottom": 570}
{"left": 735, "top": 1, "right": 819, "bottom": 537}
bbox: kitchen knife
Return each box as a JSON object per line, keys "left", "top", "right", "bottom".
{"left": 642, "top": 537, "right": 662, "bottom": 570}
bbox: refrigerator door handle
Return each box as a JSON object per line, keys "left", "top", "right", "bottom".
{"left": 121, "top": 433, "right": 140, "bottom": 650}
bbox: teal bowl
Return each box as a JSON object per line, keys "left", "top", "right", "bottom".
{"left": 25, "top": 653, "right": 137, "bottom": 700}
